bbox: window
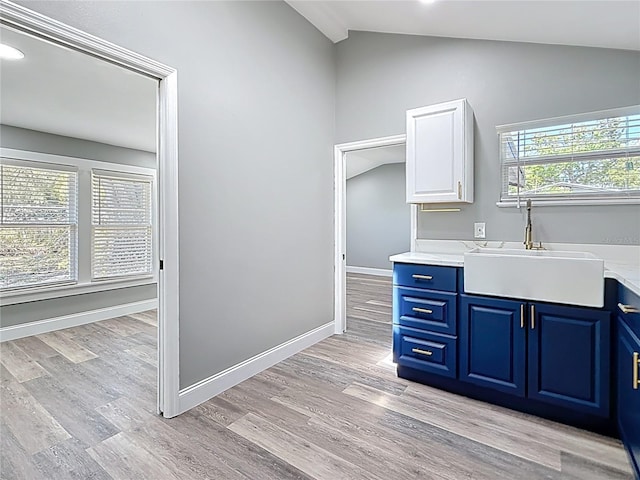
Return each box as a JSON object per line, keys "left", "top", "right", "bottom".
{"left": 0, "top": 160, "right": 78, "bottom": 289}
{"left": 92, "top": 170, "right": 153, "bottom": 280}
{"left": 498, "top": 106, "right": 640, "bottom": 206}
{"left": 0, "top": 149, "right": 156, "bottom": 300}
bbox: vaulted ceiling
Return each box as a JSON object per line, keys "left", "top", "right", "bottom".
{"left": 286, "top": 0, "right": 640, "bottom": 51}
{"left": 1, "top": 2, "right": 637, "bottom": 154}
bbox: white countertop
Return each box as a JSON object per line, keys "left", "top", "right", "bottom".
{"left": 389, "top": 241, "right": 640, "bottom": 297}
{"left": 603, "top": 262, "right": 640, "bottom": 297}
{"left": 389, "top": 251, "right": 464, "bottom": 267}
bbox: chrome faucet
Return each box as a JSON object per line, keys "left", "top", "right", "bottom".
{"left": 524, "top": 199, "right": 543, "bottom": 250}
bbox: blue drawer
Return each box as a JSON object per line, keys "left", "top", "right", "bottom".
{"left": 393, "top": 325, "right": 457, "bottom": 378}
{"left": 393, "top": 263, "right": 457, "bottom": 292}
{"left": 394, "top": 286, "right": 457, "bottom": 335}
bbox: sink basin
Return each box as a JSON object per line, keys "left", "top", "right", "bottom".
{"left": 463, "top": 248, "right": 604, "bottom": 307}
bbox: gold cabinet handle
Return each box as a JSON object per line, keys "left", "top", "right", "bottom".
{"left": 619, "top": 303, "right": 640, "bottom": 314}
{"left": 457, "top": 181, "right": 462, "bottom": 200}
{"left": 634, "top": 352, "right": 639, "bottom": 390}
{"left": 412, "top": 274, "right": 433, "bottom": 280}
{"left": 412, "top": 348, "right": 433, "bottom": 356}
{"left": 520, "top": 304, "right": 525, "bottom": 329}
{"left": 412, "top": 307, "right": 433, "bottom": 315}
{"left": 530, "top": 304, "right": 535, "bottom": 329}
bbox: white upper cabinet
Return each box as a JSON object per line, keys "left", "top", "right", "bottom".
{"left": 406, "top": 99, "right": 474, "bottom": 204}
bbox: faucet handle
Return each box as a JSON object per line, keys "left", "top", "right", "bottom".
{"left": 532, "top": 241, "right": 545, "bottom": 250}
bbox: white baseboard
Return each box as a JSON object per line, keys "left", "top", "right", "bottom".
{"left": 0, "top": 299, "right": 158, "bottom": 342}
{"left": 178, "top": 321, "right": 334, "bottom": 414}
{"left": 346, "top": 266, "right": 393, "bottom": 277}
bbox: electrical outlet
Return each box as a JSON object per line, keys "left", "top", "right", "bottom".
{"left": 474, "top": 222, "right": 486, "bottom": 239}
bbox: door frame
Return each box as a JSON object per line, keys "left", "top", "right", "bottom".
{"left": 333, "top": 134, "right": 416, "bottom": 334}
{"left": 0, "top": 1, "right": 181, "bottom": 418}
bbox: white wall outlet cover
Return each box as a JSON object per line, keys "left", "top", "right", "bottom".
{"left": 474, "top": 222, "right": 486, "bottom": 239}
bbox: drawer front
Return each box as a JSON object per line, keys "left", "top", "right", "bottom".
{"left": 394, "top": 287, "right": 457, "bottom": 335}
{"left": 393, "top": 263, "right": 458, "bottom": 292}
{"left": 393, "top": 326, "right": 457, "bottom": 378}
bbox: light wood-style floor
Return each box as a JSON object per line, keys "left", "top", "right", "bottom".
{"left": 0, "top": 273, "right": 633, "bottom": 479}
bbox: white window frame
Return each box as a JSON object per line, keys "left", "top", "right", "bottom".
{"left": 0, "top": 148, "right": 157, "bottom": 306}
{"left": 496, "top": 105, "right": 640, "bottom": 207}
{"left": 0, "top": 158, "right": 79, "bottom": 291}
{"left": 91, "top": 169, "right": 154, "bottom": 282}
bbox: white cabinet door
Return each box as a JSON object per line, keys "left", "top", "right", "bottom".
{"left": 406, "top": 99, "right": 474, "bottom": 204}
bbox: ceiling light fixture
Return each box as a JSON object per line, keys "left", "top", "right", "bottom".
{"left": 0, "top": 44, "right": 25, "bottom": 60}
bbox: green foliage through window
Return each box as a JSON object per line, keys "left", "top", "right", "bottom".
{"left": 0, "top": 162, "right": 77, "bottom": 289}
{"left": 499, "top": 108, "right": 640, "bottom": 202}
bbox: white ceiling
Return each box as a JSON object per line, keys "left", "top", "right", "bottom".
{"left": 346, "top": 143, "right": 405, "bottom": 179}
{"left": 1, "top": 2, "right": 636, "bottom": 153}
{"left": 0, "top": 26, "right": 157, "bottom": 152}
{"left": 286, "top": 0, "right": 640, "bottom": 51}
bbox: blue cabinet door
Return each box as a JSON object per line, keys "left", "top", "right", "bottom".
{"left": 460, "top": 295, "right": 526, "bottom": 396}
{"left": 528, "top": 302, "right": 610, "bottom": 417}
{"left": 618, "top": 318, "right": 640, "bottom": 478}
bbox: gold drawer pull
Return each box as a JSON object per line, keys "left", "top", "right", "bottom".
{"left": 619, "top": 303, "right": 640, "bottom": 314}
{"left": 530, "top": 304, "right": 535, "bottom": 330}
{"left": 412, "top": 348, "right": 433, "bottom": 356}
{"left": 634, "top": 352, "right": 639, "bottom": 390}
{"left": 412, "top": 307, "right": 433, "bottom": 315}
{"left": 412, "top": 274, "right": 433, "bottom": 280}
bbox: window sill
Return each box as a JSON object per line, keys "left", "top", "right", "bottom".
{"left": 0, "top": 276, "right": 157, "bottom": 306}
{"left": 497, "top": 198, "right": 640, "bottom": 208}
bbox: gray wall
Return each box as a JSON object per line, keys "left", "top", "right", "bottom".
{"left": 347, "top": 163, "right": 410, "bottom": 270}
{"left": 0, "top": 125, "right": 157, "bottom": 328}
{"left": 336, "top": 32, "right": 640, "bottom": 245}
{"left": 0, "top": 125, "right": 156, "bottom": 168}
{"left": 1, "top": 285, "right": 157, "bottom": 328}
{"left": 17, "top": 1, "right": 336, "bottom": 389}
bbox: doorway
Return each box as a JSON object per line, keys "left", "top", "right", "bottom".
{"left": 334, "top": 135, "right": 418, "bottom": 335}
{"left": 0, "top": 3, "right": 180, "bottom": 417}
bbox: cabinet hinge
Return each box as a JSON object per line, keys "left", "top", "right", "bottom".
{"left": 159, "top": 260, "right": 164, "bottom": 271}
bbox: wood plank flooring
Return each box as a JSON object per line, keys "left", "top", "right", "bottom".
{"left": 0, "top": 275, "right": 633, "bottom": 479}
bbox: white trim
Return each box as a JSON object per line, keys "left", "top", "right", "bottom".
{"left": 177, "top": 322, "right": 334, "bottom": 414}
{"left": 346, "top": 266, "right": 393, "bottom": 277}
{"left": 0, "top": 0, "right": 181, "bottom": 419}
{"left": 334, "top": 134, "right": 406, "bottom": 335}
{"left": 157, "top": 70, "right": 180, "bottom": 418}
{"left": 497, "top": 198, "right": 640, "bottom": 208}
{"left": 0, "top": 299, "right": 157, "bottom": 342}
{"left": 496, "top": 104, "right": 640, "bottom": 133}
{"left": 410, "top": 204, "right": 418, "bottom": 252}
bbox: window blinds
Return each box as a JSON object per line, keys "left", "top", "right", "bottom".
{"left": 91, "top": 171, "right": 153, "bottom": 280}
{"left": 498, "top": 107, "right": 640, "bottom": 204}
{"left": 0, "top": 161, "right": 78, "bottom": 289}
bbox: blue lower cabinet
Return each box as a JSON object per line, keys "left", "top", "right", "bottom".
{"left": 460, "top": 295, "right": 610, "bottom": 417}
{"left": 460, "top": 295, "right": 526, "bottom": 396}
{"left": 528, "top": 302, "right": 610, "bottom": 417}
{"left": 393, "top": 325, "right": 457, "bottom": 378}
{"left": 391, "top": 262, "right": 619, "bottom": 444}
{"left": 394, "top": 287, "right": 457, "bottom": 335}
{"left": 618, "top": 316, "right": 640, "bottom": 478}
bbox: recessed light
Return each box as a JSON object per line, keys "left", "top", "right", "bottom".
{"left": 0, "top": 44, "right": 25, "bottom": 60}
{"left": 420, "top": 0, "right": 436, "bottom": 4}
